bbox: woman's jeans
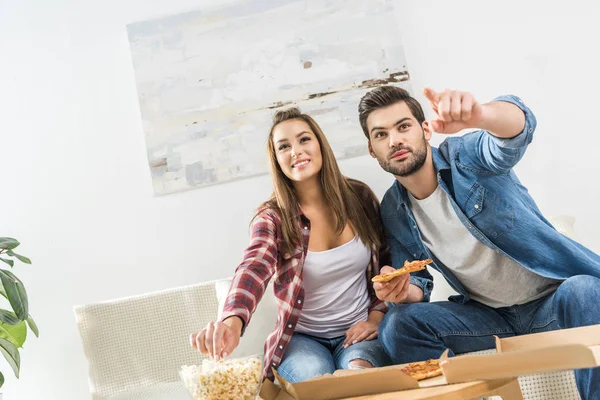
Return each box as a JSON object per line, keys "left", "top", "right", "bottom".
{"left": 277, "top": 332, "right": 391, "bottom": 383}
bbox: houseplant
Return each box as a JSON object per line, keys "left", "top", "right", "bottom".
{"left": 0, "top": 237, "right": 38, "bottom": 388}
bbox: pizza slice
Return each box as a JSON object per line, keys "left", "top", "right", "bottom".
{"left": 400, "top": 358, "right": 443, "bottom": 381}
{"left": 371, "top": 258, "right": 433, "bottom": 283}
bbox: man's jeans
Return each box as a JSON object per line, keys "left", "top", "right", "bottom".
{"left": 379, "top": 275, "right": 600, "bottom": 399}
{"left": 277, "top": 332, "right": 391, "bottom": 383}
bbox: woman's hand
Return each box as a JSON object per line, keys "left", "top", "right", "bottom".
{"left": 342, "top": 311, "right": 384, "bottom": 348}
{"left": 189, "top": 316, "right": 243, "bottom": 360}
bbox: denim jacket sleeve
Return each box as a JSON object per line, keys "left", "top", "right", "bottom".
{"left": 460, "top": 95, "right": 537, "bottom": 175}
{"left": 410, "top": 272, "right": 434, "bottom": 303}
{"left": 384, "top": 229, "right": 434, "bottom": 304}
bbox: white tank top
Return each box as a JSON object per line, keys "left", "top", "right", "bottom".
{"left": 295, "top": 236, "right": 372, "bottom": 338}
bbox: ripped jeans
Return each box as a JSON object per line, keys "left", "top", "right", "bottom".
{"left": 276, "top": 332, "right": 391, "bottom": 383}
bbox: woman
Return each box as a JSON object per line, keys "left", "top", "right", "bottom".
{"left": 190, "top": 107, "right": 391, "bottom": 383}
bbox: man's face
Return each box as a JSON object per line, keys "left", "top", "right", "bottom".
{"left": 366, "top": 101, "right": 432, "bottom": 177}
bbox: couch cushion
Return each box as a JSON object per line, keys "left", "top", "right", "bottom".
{"left": 74, "top": 281, "right": 216, "bottom": 399}
{"left": 215, "top": 279, "right": 278, "bottom": 360}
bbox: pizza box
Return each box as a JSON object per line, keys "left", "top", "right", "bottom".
{"left": 258, "top": 365, "right": 420, "bottom": 400}
{"left": 440, "top": 324, "right": 600, "bottom": 384}
{"left": 258, "top": 368, "right": 523, "bottom": 400}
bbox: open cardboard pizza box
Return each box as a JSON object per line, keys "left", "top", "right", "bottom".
{"left": 440, "top": 324, "right": 600, "bottom": 384}
{"left": 258, "top": 361, "right": 519, "bottom": 399}
{"left": 258, "top": 365, "right": 420, "bottom": 400}
{"left": 258, "top": 367, "right": 521, "bottom": 400}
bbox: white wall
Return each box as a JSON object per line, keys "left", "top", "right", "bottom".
{"left": 1, "top": 0, "right": 599, "bottom": 398}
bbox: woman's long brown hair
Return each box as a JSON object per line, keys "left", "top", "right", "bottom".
{"left": 254, "top": 107, "right": 381, "bottom": 255}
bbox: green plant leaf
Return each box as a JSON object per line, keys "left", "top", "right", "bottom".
{"left": 0, "top": 321, "right": 26, "bottom": 348}
{"left": 0, "top": 309, "right": 20, "bottom": 325}
{"left": 6, "top": 250, "right": 31, "bottom": 264}
{"left": 0, "top": 258, "right": 14, "bottom": 267}
{"left": 0, "top": 269, "right": 28, "bottom": 320}
{"left": 0, "top": 238, "right": 19, "bottom": 251}
{"left": 0, "top": 338, "right": 20, "bottom": 378}
{"left": 27, "top": 315, "right": 39, "bottom": 337}
{"left": 0, "top": 370, "right": 4, "bottom": 388}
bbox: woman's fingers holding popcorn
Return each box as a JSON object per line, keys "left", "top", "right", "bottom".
{"left": 190, "top": 320, "right": 242, "bottom": 361}
{"left": 212, "top": 321, "right": 227, "bottom": 360}
{"left": 213, "top": 321, "right": 241, "bottom": 360}
{"left": 205, "top": 322, "right": 216, "bottom": 358}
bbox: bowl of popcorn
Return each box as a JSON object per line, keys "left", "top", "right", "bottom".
{"left": 180, "top": 355, "right": 263, "bottom": 400}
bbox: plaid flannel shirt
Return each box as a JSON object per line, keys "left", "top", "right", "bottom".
{"left": 220, "top": 179, "right": 389, "bottom": 381}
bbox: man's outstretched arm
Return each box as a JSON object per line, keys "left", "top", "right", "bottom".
{"left": 423, "top": 88, "right": 536, "bottom": 173}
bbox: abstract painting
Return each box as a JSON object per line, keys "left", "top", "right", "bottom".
{"left": 127, "top": 0, "right": 411, "bottom": 195}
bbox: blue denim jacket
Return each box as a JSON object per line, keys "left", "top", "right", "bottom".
{"left": 380, "top": 95, "right": 600, "bottom": 304}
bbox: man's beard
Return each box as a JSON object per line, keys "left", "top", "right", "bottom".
{"left": 377, "top": 135, "right": 428, "bottom": 177}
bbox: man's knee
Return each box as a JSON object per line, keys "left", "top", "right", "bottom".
{"left": 380, "top": 303, "right": 428, "bottom": 346}
{"left": 555, "top": 275, "right": 600, "bottom": 326}
{"left": 556, "top": 275, "right": 600, "bottom": 303}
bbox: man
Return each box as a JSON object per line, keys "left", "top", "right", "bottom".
{"left": 358, "top": 85, "right": 600, "bottom": 398}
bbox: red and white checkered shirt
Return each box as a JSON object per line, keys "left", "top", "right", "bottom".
{"left": 220, "top": 179, "right": 389, "bottom": 381}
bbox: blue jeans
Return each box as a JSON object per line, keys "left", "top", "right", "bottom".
{"left": 277, "top": 332, "right": 392, "bottom": 383}
{"left": 379, "top": 275, "right": 600, "bottom": 400}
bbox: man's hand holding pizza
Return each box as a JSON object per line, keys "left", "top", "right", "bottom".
{"left": 372, "top": 260, "right": 431, "bottom": 304}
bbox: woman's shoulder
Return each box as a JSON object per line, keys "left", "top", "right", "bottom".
{"left": 253, "top": 201, "right": 283, "bottom": 225}
{"left": 255, "top": 204, "right": 279, "bottom": 219}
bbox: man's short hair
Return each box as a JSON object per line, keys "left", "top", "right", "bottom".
{"left": 358, "top": 86, "right": 426, "bottom": 138}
